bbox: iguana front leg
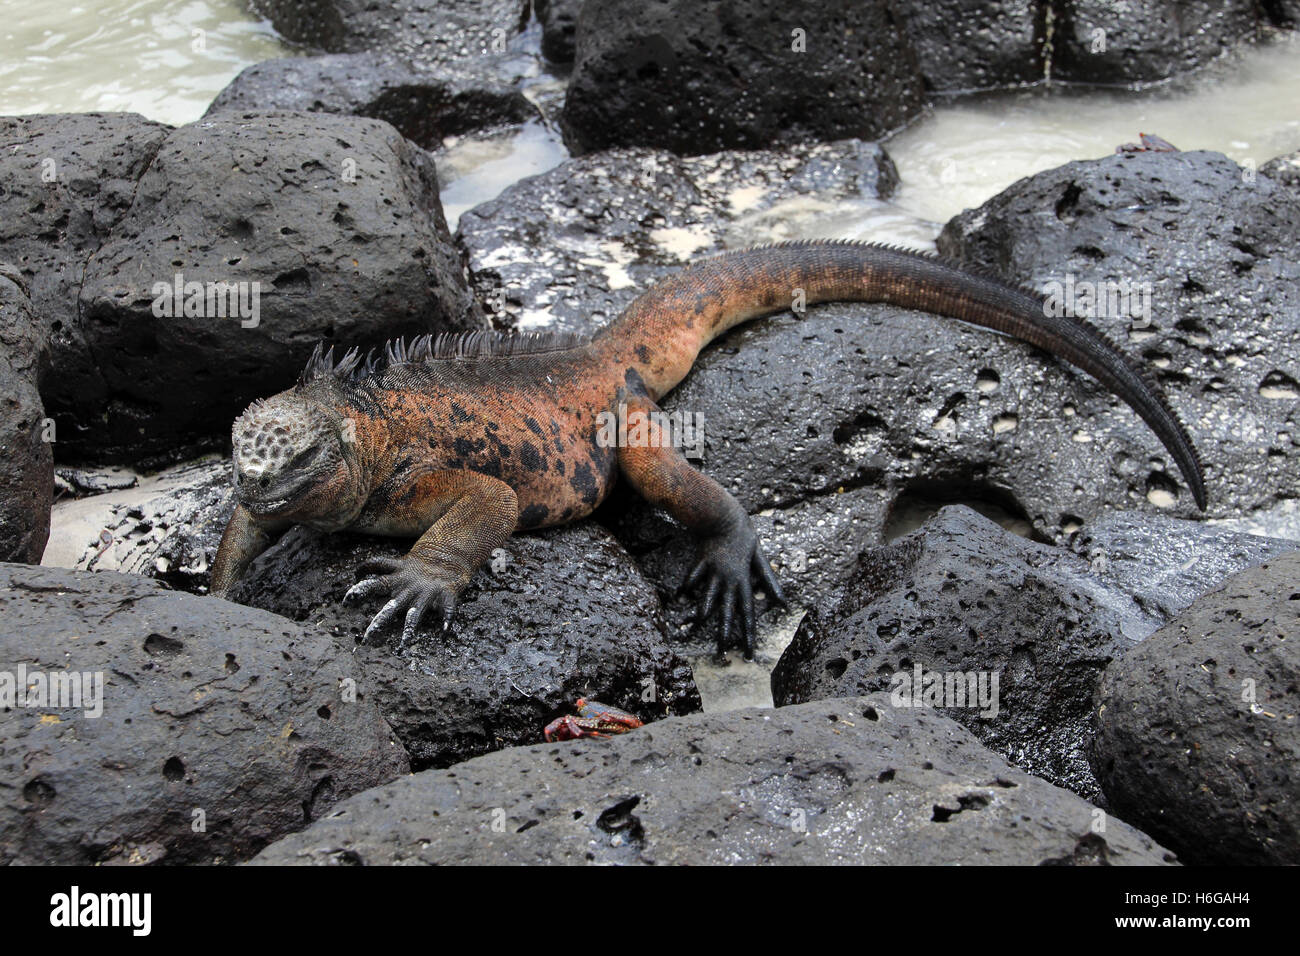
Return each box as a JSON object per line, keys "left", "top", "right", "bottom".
{"left": 344, "top": 469, "right": 518, "bottom": 648}
{"left": 211, "top": 505, "right": 285, "bottom": 598}
{"left": 615, "top": 394, "right": 784, "bottom": 660}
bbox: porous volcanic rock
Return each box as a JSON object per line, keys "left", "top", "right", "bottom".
{"left": 1050, "top": 1, "right": 1267, "bottom": 86}
{"left": 457, "top": 139, "right": 899, "bottom": 336}
{"left": 939, "top": 150, "right": 1300, "bottom": 527}
{"left": 0, "top": 113, "right": 170, "bottom": 460}
{"left": 0, "top": 564, "right": 408, "bottom": 865}
{"left": 78, "top": 110, "right": 480, "bottom": 463}
{"left": 896, "top": 0, "right": 1046, "bottom": 93}
{"left": 250, "top": 694, "right": 1176, "bottom": 865}
{"left": 1093, "top": 552, "right": 1300, "bottom": 865}
{"left": 0, "top": 266, "right": 52, "bottom": 563}
{"left": 206, "top": 53, "right": 535, "bottom": 148}
{"left": 771, "top": 505, "right": 1296, "bottom": 801}
{"left": 560, "top": 0, "right": 925, "bottom": 155}
{"left": 229, "top": 521, "right": 701, "bottom": 768}
{"left": 250, "top": 0, "right": 531, "bottom": 66}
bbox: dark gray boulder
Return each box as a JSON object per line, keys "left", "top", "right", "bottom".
{"left": 0, "top": 564, "right": 409, "bottom": 865}
{"left": 1068, "top": 509, "right": 1299, "bottom": 622}
{"left": 535, "top": 0, "right": 581, "bottom": 64}
{"left": 772, "top": 506, "right": 1149, "bottom": 800}
{"left": 1050, "top": 1, "right": 1266, "bottom": 86}
{"left": 78, "top": 110, "right": 480, "bottom": 464}
{"left": 250, "top": 693, "right": 1175, "bottom": 865}
{"left": 250, "top": 0, "right": 531, "bottom": 66}
{"left": 457, "top": 139, "right": 899, "bottom": 337}
{"left": 1261, "top": 148, "right": 1300, "bottom": 192}
{"left": 0, "top": 113, "right": 171, "bottom": 461}
{"left": 771, "top": 505, "right": 1296, "bottom": 801}
{"left": 1093, "top": 552, "right": 1300, "bottom": 865}
{"left": 896, "top": 0, "right": 1046, "bottom": 93}
{"left": 205, "top": 53, "right": 535, "bottom": 149}
{"left": 0, "top": 267, "right": 51, "bottom": 563}
{"left": 939, "top": 150, "right": 1300, "bottom": 528}
{"left": 229, "top": 521, "right": 701, "bottom": 769}
{"left": 560, "top": 0, "right": 925, "bottom": 155}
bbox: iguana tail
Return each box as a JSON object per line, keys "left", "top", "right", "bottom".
{"left": 594, "top": 239, "right": 1206, "bottom": 510}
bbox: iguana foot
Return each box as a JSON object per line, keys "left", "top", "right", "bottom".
{"left": 680, "top": 517, "right": 785, "bottom": 661}
{"left": 344, "top": 556, "right": 458, "bottom": 649}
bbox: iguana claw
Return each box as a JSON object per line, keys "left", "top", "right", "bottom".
{"left": 680, "top": 517, "right": 785, "bottom": 661}
{"left": 344, "top": 556, "right": 459, "bottom": 649}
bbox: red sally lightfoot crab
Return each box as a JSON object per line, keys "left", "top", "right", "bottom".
{"left": 1115, "top": 132, "right": 1178, "bottom": 154}
{"left": 544, "top": 698, "right": 644, "bottom": 741}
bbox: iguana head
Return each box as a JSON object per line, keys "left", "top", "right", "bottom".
{"left": 231, "top": 393, "right": 364, "bottom": 523}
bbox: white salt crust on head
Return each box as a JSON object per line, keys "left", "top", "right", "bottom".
{"left": 232, "top": 396, "right": 321, "bottom": 480}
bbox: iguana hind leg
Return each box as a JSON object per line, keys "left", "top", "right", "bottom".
{"left": 615, "top": 394, "right": 784, "bottom": 660}
{"left": 344, "top": 469, "right": 518, "bottom": 648}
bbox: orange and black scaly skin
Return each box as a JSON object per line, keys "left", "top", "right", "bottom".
{"left": 211, "top": 240, "right": 1207, "bottom": 657}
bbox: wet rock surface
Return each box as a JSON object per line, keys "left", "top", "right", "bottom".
{"left": 250, "top": 693, "right": 1174, "bottom": 865}
{"left": 897, "top": 0, "right": 1045, "bottom": 93}
{"left": 1262, "top": 147, "right": 1300, "bottom": 191}
{"left": 939, "top": 150, "right": 1300, "bottom": 527}
{"left": 206, "top": 53, "right": 535, "bottom": 149}
{"left": 1093, "top": 552, "right": 1300, "bottom": 865}
{"left": 78, "top": 110, "right": 479, "bottom": 463}
{"left": 1050, "top": 1, "right": 1268, "bottom": 86}
{"left": 0, "top": 267, "right": 52, "bottom": 563}
{"left": 457, "top": 139, "right": 898, "bottom": 336}
{"left": 771, "top": 506, "right": 1296, "bottom": 801}
{"left": 0, "top": 113, "right": 171, "bottom": 460}
{"left": 0, "top": 564, "right": 409, "bottom": 865}
{"left": 535, "top": 0, "right": 581, "bottom": 64}
{"left": 561, "top": 0, "right": 925, "bottom": 155}
{"left": 229, "top": 521, "right": 701, "bottom": 769}
{"left": 250, "top": 0, "right": 530, "bottom": 67}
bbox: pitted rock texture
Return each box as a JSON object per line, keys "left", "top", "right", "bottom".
{"left": 1262, "top": 148, "right": 1300, "bottom": 192}
{"left": 939, "top": 150, "right": 1300, "bottom": 528}
{"left": 897, "top": 0, "right": 1046, "bottom": 93}
{"left": 250, "top": 0, "right": 531, "bottom": 66}
{"left": 1050, "top": 1, "right": 1267, "bottom": 86}
{"left": 0, "top": 564, "right": 408, "bottom": 865}
{"left": 535, "top": 0, "right": 581, "bottom": 64}
{"left": 250, "top": 694, "right": 1175, "bottom": 865}
{"left": 206, "top": 53, "right": 535, "bottom": 149}
{"left": 457, "top": 139, "right": 898, "bottom": 337}
{"left": 0, "top": 267, "right": 51, "bottom": 563}
{"left": 560, "top": 0, "right": 925, "bottom": 155}
{"left": 0, "top": 113, "right": 171, "bottom": 461}
{"left": 78, "top": 110, "right": 479, "bottom": 463}
{"left": 1092, "top": 552, "right": 1300, "bottom": 865}
{"left": 230, "top": 521, "right": 701, "bottom": 769}
{"left": 771, "top": 506, "right": 1296, "bottom": 801}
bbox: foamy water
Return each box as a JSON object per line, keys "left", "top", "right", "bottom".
{"left": 0, "top": 0, "right": 288, "bottom": 126}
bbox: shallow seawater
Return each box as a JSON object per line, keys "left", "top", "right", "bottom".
{"left": 0, "top": 0, "right": 289, "bottom": 126}
{"left": 885, "top": 34, "right": 1300, "bottom": 241}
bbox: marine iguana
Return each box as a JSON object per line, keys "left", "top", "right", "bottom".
{"left": 210, "top": 240, "right": 1207, "bottom": 658}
